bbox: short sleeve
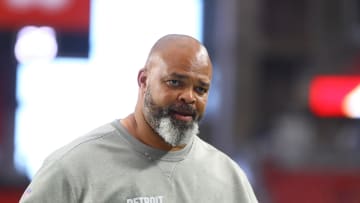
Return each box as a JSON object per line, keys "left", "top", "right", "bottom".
{"left": 19, "top": 160, "right": 77, "bottom": 203}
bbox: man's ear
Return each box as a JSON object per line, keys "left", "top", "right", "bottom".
{"left": 137, "top": 68, "right": 147, "bottom": 88}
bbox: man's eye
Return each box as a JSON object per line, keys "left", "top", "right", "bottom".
{"left": 167, "top": 80, "right": 180, "bottom": 87}
{"left": 196, "top": 86, "right": 208, "bottom": 95}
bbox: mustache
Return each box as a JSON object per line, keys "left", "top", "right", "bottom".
{"left": 168, "top": 103, "right": 197, "bottom": 118}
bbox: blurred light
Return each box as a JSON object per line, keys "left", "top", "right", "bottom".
{"left": 343, "top": 84, "right": 360, "bottom": 118}
{"left": 7, "top": 0, "right": 70, "bottom": 11}
{"left": 14, "top": 26, "right": 58, "bottom": 64}
{"left": 309, "top": 75, "right": 360, "bottom": 118}
{"left": 0, "top": 0, "right": 89, "bottom": 31}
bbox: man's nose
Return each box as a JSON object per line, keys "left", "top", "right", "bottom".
{"left": 179, "top": 88, "right": 196, "bottom": 104}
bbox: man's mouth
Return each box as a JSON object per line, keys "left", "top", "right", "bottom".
{"left": 170, "top": 110, "right": 195, "bottom": 122}
{"left": 173, "top": 113, "right": 193, "bottom": 122}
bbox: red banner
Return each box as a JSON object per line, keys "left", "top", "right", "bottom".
{"left": 0, "top": 0, "right": 89, "bottom": 32}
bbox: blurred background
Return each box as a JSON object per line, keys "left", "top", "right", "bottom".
{"left": 1, "top": 0, "right": 360, "bottom": 202}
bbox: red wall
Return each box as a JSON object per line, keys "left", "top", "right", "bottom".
{"left": 0, "top": 188, "right": 25, "bottom": 203}
{"left": 263, "top": 164, "right": 360, "bottom": 203}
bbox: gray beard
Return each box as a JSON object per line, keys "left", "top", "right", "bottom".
{"left": 143, "top": 88, "right": 199, "bottom": 147}
{"left": 157, "top": 117, "right": 199, "bottom": 147}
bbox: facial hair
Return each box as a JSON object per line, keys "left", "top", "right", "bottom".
{"left": 143, "top": 88, "right": 199, "bottom": 147}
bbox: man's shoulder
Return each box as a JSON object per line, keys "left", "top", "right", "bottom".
{"left": 191, "top": 136, "right": 251, "bottom": 186}
{"left": 193, "top": 136, "right": 239, "bottom": 166}
{"left": 193, "top": 136, "right": 230, "bottom": 158}
{"left": 43, "top": 122, "right": 120, "bottom": 166}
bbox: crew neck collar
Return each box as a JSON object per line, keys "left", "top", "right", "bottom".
{"left": 111, "top": 119, "right": 194, "bottom": 162}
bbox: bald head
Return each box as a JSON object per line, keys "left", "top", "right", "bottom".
{"left": 149, "top": 34, "right": 202, "bottom": 54}
{"left": 144, "top": 34, "right": 212, "bottom": 76}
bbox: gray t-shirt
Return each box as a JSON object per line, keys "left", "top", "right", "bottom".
{"left": 20, "top": 120, "right": 258, "bottom": 203}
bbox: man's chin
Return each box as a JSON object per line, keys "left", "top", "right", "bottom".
{"left": 157, "top": 117, "right": 199, "bottom": 147}
{"left": 169, "top": 116, "right": 195, "bottom": 129}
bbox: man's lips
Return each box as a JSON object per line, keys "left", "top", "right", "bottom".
{"left": 170, "top": 110, "right": 195, "bottom": 122}
{"left": 173, "top": 113, "right": 193, "bottom": 122}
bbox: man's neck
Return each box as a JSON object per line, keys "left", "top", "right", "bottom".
{"left": 120, "top": 113, "right": 184, "bottom": 151}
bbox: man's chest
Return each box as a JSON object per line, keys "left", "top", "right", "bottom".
{"left": 82, "top": 163, "right": 230, "bottom": 203}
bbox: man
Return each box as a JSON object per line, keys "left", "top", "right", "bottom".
{"left": 20, "top": 34, "right": 258, "bottom": 202}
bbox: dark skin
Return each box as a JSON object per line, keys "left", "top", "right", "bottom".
{"left": 121, "top": 34, "right": 213, "bottom": 151}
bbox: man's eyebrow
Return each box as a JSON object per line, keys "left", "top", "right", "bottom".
{"left": 168, "top": 73, "right": 210, "bottom": 87}
{"left": 199, "top": 81, "right": 210, "bottom": 88}
{"left": 168, "top": 72, "right": 188, "bottom": 80}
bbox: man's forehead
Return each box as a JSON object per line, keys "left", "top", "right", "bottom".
{"left": 147, "top": 48, "right": 212, "bottom": 80}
